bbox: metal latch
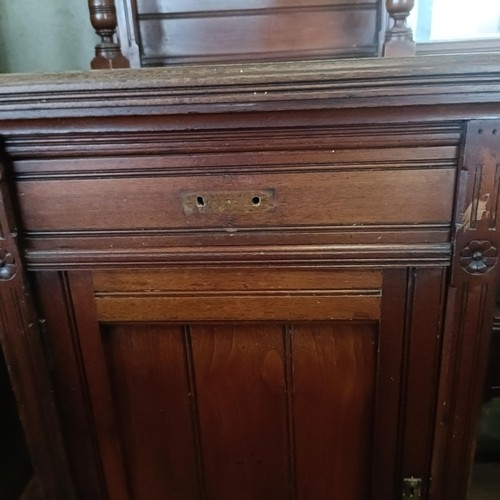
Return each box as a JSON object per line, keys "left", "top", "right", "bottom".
{"left": 402, "top": 477, "right": 423, "bottom": 499}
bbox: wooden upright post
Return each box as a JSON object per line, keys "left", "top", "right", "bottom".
{"left": 0, "top": 156, "right": 75, "bottom": 499}
{"left": 383, "top": 0, "right": 416, "bottom": 57}
{"left": 88, "top": 0, "right": 130, "bottom": 69}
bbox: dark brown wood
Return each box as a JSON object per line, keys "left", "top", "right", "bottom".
{"left": 88, "top": 0, "right": 130, "bottom": 69}
{"left": 0, "top": 159, "right": 75, "bottom": 500}
{"left": 19, "top": 477, "right": 42, "bottom": 500}
{"left": 398, "top": 268, "right": 448, "bottom": 498}
{"left": 58, "top": 264, "right": 415, "bottom": 499}
{"left": 16, "top": 170, "right": 454, "bottom": 232}
{"left": 1, "top": 55, "right": 500, "bottom": 120}
{"left": 104, "top": 324, "right": 201, "bottom": 500}
{"left": 431, "top": 120, "right": 500, "bottom": 500}
{"left": 0, "top": 55, "right": 499, "bottom": 500}
{"left": 485, "top": 310, "right": 500, "bottom": 399}
{"left": 383, "top": 0, "right": 416, "bottom": 57}
{"left": 111, "top": 0, "right": 383, "bottom": 67}
{"left": 67, "top": 271, "right": 130, "bottom": 500}
{"left": 292, "top": 323, "right": 376, "bottom": 499}
{"left": 372, "top": 269, "right": 408, "bottom": 499}
{"left": 32, "top": 271, "right": 107, "bottom": 499}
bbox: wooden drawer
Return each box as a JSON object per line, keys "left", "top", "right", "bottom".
{"left": 17, "top": 168, "right": 455, "bottom": 233}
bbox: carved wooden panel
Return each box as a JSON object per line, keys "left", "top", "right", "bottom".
{"left": 432, "top": 119, "right": 500, "bottom": 500}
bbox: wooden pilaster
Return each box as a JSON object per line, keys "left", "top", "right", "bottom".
{"left": 431, "top": 120, "right": 500, "bottom": 499}
{"left": 0, "top": 156, "right": 75, "bottom": 500}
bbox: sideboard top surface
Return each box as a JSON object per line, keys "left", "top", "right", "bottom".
{"left": 0, "top": 54, "right": 500, "bottom": 120}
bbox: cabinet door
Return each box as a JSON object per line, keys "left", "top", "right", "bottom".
{"left": 37, "top": 267, "right": 446, "bottom": 500}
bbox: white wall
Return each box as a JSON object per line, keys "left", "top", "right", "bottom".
{"left": 0, "top": 0, "right": 99, "bottom": 73}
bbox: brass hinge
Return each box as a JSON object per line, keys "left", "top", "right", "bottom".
{"left": 402, "top": 477, "right": 423, "bottom": 499}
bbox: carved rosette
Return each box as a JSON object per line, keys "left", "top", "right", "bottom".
{"left": 0, "top": 249, "right": 16, "bottom": 280}
{"left": 460, "top": 240, "right": 498, "bottom": 275}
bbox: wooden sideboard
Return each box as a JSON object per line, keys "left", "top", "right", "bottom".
{"left": 1, "top": 54, "right": 500, "bottom": 499}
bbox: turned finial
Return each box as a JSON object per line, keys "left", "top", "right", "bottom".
{"left": 383, "top": 0, "right": 416, "bottom": 57}
{"left": 88, "top": 0, "right": 130, "bottom": 69}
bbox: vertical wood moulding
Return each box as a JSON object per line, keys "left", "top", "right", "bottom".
{"left": 33, "top": 271, "right": 107, "bottom": 499}
{"left": 59, "top": 270, "right": 106, "bottom": 493}
{"left": 395, "top": 267, "right": 416, "bottom": 488}
{"left": 372, "top": 268, "right": 408, "bottom": 500}
{"left": 489, "top": 163, "right": 500, "bottom": 229}
{"left": 431, "top": 120, "right": 500, "bottom": 500}
{"left": 397, "top": 267, "right": 449, "bottom": 499}
{"left": 182, "top": 325, "right": 207, "bottom": 500}
{"left": 284, "top": 324, "right": 297, "bottom": 500}
{"left": 0, "top": 159, "right": 75, "bottom": 499}
{"left": 67, "top": 271, "right": 131, "bottom": 500}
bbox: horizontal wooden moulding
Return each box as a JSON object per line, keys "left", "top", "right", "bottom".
{"left": 92, "top": 268, "right": 383, "bottom": 293}
{"left": 96, "top": 294, "right": 381, "bottom": 322}
{"left": 24, "top": 243, "right": 452, "bottom": 269}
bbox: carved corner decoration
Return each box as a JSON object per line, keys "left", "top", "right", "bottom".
{"left": 0, "top": 158, "right": 75, "bottom": 499}
{"left": 460, "top": 240, "right": 498, "bottom": 275}
{"left": 432, "top": 120, "right": 500, "bottom": 500}
{"left": 0, "top": 249, "right": 16, "bottom": 280}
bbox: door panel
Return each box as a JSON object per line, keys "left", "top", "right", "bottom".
{"left": 292, "top": 323, "right": 375, "bottom": 499}
{"left": 41, "top": 266, "right": 431, "bottom": 499}
{"left": 191, "top": 324, "right": 289, "bottom": 500}
{"left": 103, "top": 324, "right": 200, "bottom": 500}
{"left": 102, "top": 322, "right": 376, "bottom": 500}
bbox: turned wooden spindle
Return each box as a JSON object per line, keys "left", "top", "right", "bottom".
{"left": 88, "top": 0, "right": 130, "bottom": 69}
{"left": 383, "top": 0, "right": 416, "bottom": 57}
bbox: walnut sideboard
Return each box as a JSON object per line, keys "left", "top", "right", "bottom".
{"left": 1, "top": 54, "right": 500, "bottom": 500}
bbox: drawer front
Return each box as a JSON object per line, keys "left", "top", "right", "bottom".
{"left": 18, "top": 169, "right": 455, "bottom": 233}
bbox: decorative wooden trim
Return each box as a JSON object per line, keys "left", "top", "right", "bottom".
{"left": 372, "top": 269, "right": 408, "bottom": 499}
{"left": 397, "top": 267, "right": 448, "bottom": 498}
{"left": 67, "top": 271, "right": 136, "bottom": 499}
{"left": 138, "top": 3, "right": 378, "bottom": 21}
{"left": 0, "top": 249, "right": 16, "bottom": 280}
{"left": 1, "top": 54, "right": 500, "bottom": 119}
{"left": 23, "top": 243, "right": 452, "bottom": 270}
{"left": 5, "top": 121, "right": 462, "bottom": 160}
{"left": 383, "top": 0, "right": 416, "bottom": 57}
{"left": 32, "top": 271, "right": 108, "bottom": 499}
{"left": 88, "top": 0, "right": 130, "bottom": 69}
{"left": 431, "top": 119, "right": 500, "bottom": 500}
{"left": 459, "top": 240, "right": 498, "bottom": 275}
{"left": 0, "top": 157, "right": 75, "bottom": 499}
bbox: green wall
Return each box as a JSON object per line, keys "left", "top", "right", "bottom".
{"left": 0, "top": 0, "right": 98, "bottom": 74}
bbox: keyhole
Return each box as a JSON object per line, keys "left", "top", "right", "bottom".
{"left": 251, "top": 196, "right": 261, "bottom": 206}
{"left": 196, "top": 196, "right": 206, "bottom": 207}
